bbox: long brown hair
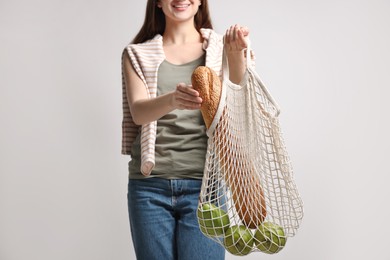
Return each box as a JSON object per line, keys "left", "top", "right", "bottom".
{"left": 132, "top": 0, "right": 213, "bottom": 44}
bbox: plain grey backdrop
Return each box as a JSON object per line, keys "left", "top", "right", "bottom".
{"left": 1, "top": 0, "right": 389, "bottom": 259}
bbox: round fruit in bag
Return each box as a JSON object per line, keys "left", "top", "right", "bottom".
{"left": 223, "top": 225, "right": 254, "bottom": 256}
{"left": 197, "top": 203, "right": 230, "bottom": 236}
{"left": 254, "top": 222, "right": 286, "bottom": 254}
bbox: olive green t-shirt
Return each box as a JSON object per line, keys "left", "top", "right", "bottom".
{"left": 128, "top": 54, "right": 207, "bottom": 179}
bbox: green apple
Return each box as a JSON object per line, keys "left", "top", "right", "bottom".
{"left": 254, "top": 222, "right": 286, "bottom": 254}
{"left": 223, "top": 225, "right": 254, "bottom": 256}
{"left": 197, "top": 203, "right": 230, "bottom": 236}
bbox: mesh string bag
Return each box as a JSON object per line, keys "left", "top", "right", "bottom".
{"left": 195, "top": 46, "right": 304, "bottom": 256}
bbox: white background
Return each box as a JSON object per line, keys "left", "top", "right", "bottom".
{"left": 1, "top": 0, "right": 389, "bottom": 259}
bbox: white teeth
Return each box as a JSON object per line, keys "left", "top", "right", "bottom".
{"left": 173, "top": 4, "right": 190, "bottom": 8}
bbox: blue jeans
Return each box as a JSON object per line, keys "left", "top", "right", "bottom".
{"left": 127, "top": 178, "right": 225, "bottom": 260}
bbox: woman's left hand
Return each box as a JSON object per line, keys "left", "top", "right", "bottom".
{"left": 224, "top": 24, "right": 249, "bottom": 52}
{"left": 223, "top": 25, "right": 250, "bottom": 84}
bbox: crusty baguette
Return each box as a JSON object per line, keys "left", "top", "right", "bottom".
{"left": 190, "top": 66, "right": 221, "bottom": 128}
{"left": 192, "top": 66, "right": 267, "bottom": 228}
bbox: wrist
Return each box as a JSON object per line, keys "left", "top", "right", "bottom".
{"left": 226, "top": 50, "right": 245, "bottom": 62}
{"left": 168, "top": 91, "right": 177, "bottom": 110}
{"left": 226, "top": 49, "right": 244, "bottom": 54}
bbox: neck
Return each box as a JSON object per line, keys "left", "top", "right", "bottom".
{"left": 163, "top": 20, "right": 201, "bottom": 45}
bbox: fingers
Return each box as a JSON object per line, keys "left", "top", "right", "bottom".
{"left": 173, "top": 83, "right": 203, "bottom": 110}
{"left": 224, "top": 24, "right": 249, "bottom": 51}
{"left": 239, "top": 26, "right": 249, "bottom": 37}
{"left": 176, "top": 83, "right": 200, "bottom": 97}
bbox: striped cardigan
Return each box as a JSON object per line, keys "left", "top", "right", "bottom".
{"left": 121, "top": 28, "right": 224, "bottom": 176}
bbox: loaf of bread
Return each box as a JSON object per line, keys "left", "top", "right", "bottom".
{"left": 191, "top": 66, "right": 267, "bottom": 228}
{"left": 190, "top": 66, "right": 222, "bottom": 128}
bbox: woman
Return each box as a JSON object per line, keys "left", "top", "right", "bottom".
{"left": 121, "top": 0, "right": 249, "bottom": 259}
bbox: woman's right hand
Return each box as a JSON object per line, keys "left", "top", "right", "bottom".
{"left": 171, "top": 83, "right": 203, "bottom": 110}
{"left": 124, "top": 50, "right": 203, "bottom": 125}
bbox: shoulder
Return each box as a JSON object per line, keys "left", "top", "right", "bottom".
{"left": 123, "top": 35, "right": 163, "bottom": 57}
{"left": 122, "top": 34, "right": 164, "bottom": 65}
{"left": 200, "top": 28, "right": 223, "bottom": 41}
{"left": 200, "top": 28, "right": 223, "bottom": 48}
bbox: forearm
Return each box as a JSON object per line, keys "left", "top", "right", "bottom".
{"left": 224, "top": 25, "right": 249, "bottom": 84}
{"left": 227, "top": 50, "right": 246, "bottom": 84}
{"left": 131, "top": 92, "right": 175, "bottom": 125}
{"left": 123, "top": 50, "right": 202, "bottom": 125}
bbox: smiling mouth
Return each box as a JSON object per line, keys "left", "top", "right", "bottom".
{"left": 173, "top": 4, "right": 191, "bottom": 8}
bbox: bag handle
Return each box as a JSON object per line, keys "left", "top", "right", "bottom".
{"left": 222, "top": 39, "right": 251, "bottom": 80}
{"left": 222, "top": 37, "right": 281, "bottom": 116}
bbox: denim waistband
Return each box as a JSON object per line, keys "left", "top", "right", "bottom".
{"left": 129, "top": 177, "right": 202, "bottom": 195}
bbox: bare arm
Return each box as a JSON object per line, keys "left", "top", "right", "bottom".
{"left": 224, "top": 25, "right": 250, "bottom": 84}
{"left": 122, "top": 51, "right": 203, "bottom": 125}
